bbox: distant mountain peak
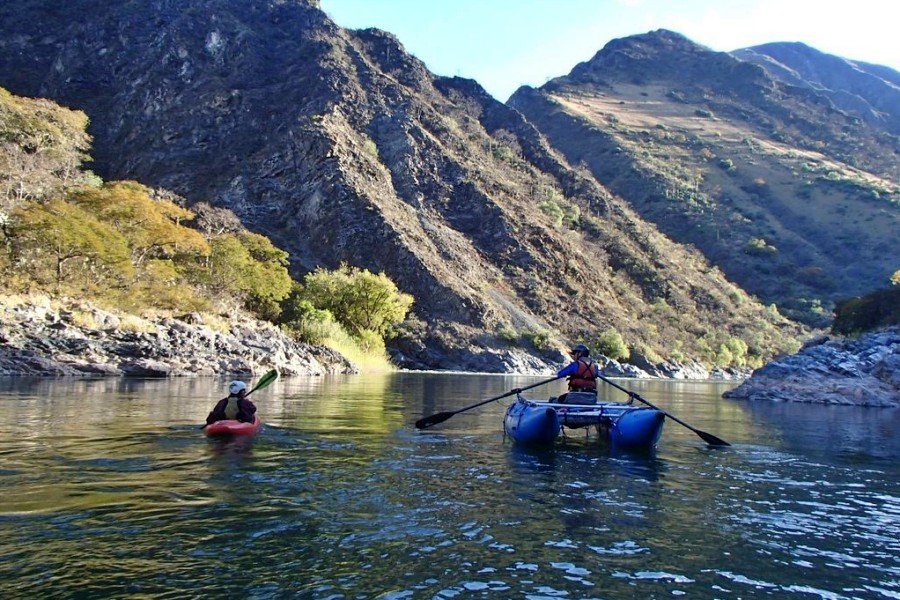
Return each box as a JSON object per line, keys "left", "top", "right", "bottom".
{"left": 733, "top": 42, "right": 900, "bottom": 133}
{"left": 548, "top": 28, "right": 764, "bottom": 91}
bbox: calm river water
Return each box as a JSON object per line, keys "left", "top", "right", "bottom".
{"left": 0, "top": 374, "right": 897, "bottom": 599}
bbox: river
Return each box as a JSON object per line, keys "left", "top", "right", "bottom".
{"left": 0, "top": 374, "right": 897, "bottom": 598}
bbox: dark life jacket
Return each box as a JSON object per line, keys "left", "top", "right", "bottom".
{"left": 206, "top": 394, "right": 256, "bottom": 424}
{"left": 568, "top": 358, "right": 597, "bottom": 391}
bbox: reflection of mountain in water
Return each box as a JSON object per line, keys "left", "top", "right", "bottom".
{"left": 743, "top": 402, "right": 900, "bottom": 460}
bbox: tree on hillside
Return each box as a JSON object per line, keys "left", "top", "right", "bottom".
{"left": 201, "top": 232, "right": 292, "bottom": 319}
{"left": 297, "top": 264, "right": 413, "bottom": 337}
{"left": 9, "top": 199, "right": 130, "bottom": 285}
{"left": 68, "top": 181, "right": 208, "bottom": 265}
{"left": 192, "top": 201, "right": 244, "bottom": 237}
{"left": 0, "top": 88, "right": 92, "bottom": 210}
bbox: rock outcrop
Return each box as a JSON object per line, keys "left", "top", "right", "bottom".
{"left": 0, "top": 296, "right": 355, "bottom": 377}
{"left": 723, "top": 327, "right": 900, "bottom": 407}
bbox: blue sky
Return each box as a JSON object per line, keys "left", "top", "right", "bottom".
{"left": 321, "top": 0, "right": 900, "bottom": 101}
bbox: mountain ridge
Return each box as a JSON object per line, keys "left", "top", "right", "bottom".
{"left": 732, "top": 41, "right": 900, "bottom": 135}
{"left": 5, "top": 3, "right": 886, "bottom": 370}
{"left": 510, "top": 29, "right": 898, "bottom": 327}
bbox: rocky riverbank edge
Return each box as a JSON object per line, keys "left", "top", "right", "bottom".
{"left": 0, "top": 296, "right": 749, "bottom": 380}
{"left": 0, "top": 296, "right": 356, "bottom": 377}
{"left": 724, "top": 327, "right": 899, "bottom": 407}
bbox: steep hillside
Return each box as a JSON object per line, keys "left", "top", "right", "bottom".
{"left": 0, "top": 3, "right": 801, "bottom": 370}
{"left": 510, "top": 30, "right": 899, "bottom": 327}
{"left": 733, "top": 42, "right": 900, "bottom": 135}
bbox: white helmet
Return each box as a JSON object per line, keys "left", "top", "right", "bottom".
{"left": 229, "top": 380, "right": 248, "bottom": 395}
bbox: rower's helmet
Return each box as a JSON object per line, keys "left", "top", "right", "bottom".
{"left": 229, "top": 380, "right": 248, "bottom": 395}
{"left": 570, "top": 344, "right": 590, "bottom": 357}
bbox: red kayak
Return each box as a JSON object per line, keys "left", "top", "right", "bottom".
{"left": 205, "top": 416, "right": 262, "bottom": 437}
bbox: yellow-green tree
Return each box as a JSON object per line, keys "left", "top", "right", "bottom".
{"left": 297, "top": 264, "right": 413, "bottom": 337}
{"left": 0, "top": 87, "right": 92, "bottom": 209}
{"left": 203, "top": 232, "right": 292, "bottom": 319}
{"left": 10, "top": 198, "right": 130, "bottom": 286}
{"left": 593, "top": 328, "right": 630, "bottom": 361}
{"left": 69, "top": 181, "right": 208, "bottom": 264}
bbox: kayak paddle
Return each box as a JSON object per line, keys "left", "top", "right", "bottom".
{"left": 595, "top": 371, "right": 730, "bottom": 446}
{"left": 200, "top": 368, "right": 279, "bottom": 429}
{"left": 415, "top": 375, "right": 562, "bottom": 430}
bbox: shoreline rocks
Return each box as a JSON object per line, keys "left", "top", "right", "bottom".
{"left": 723, "top": 327, "right": 899, "bottom": 407}
{"left": 0, "top": 296, "right": 356, "bottom": 377}
{"left": 2, "top": 295, "right": 751, "bottom": 380}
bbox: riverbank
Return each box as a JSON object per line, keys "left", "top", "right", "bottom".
{"left": 1, "top": 295, "right": 752, "bottom": 379}
{"left": 723, "top": 327, "right": 899, "bottom": 407}
{"left": 0, "top": 295, "right": 356, "bottom": 377}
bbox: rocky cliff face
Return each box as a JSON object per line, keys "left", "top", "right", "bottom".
{"left": 510, "top": 30, "right": 899, "bottom": 327}
{"left": 0, "top": 4, "right": 802, "bottom": 370}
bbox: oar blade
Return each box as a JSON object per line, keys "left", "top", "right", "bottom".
{"left": 250, "top": 369, "right": 279, "bottom": 393}
{"left": 415, "top": 411, "right": 455, "bottom": 430}
{"left": 695, "top": 429, "right": 730, "bottom": 447}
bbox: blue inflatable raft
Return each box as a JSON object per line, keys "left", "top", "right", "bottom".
{"left": 504, "top": 394, "right": 665, "bottom": 449}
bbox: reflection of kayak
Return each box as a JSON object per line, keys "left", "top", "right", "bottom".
{"left": 205, "top": 416, "right": 261, "bottom": 437}
{"left": 504, "top": 396, "right": 664, "bottom": 449}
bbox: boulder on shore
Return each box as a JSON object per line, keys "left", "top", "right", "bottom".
{"left": 723, "top": 327, "right": 899, "bottom": 407}
{"left": 0, "top": 296, "right": 356, "bottom": 377}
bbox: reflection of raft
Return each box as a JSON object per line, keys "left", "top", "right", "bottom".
{"left": 504, "top": 395, "right": 665, "bottom": 449}
{"left": 205, "top": 416, "right": 261, "bottom": 437}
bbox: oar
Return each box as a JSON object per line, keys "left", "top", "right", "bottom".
{"left": 200, "top": 369, "right": 279, "bottom": 429}
{"left": 415, "top": 375, "right": 563, "bottom": 430}
{"left": 596, "top": 371, "right": 730, "bottom": 446}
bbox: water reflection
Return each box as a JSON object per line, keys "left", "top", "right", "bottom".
{"left": 0, "top": 373, "right": 897, "bottom": 598}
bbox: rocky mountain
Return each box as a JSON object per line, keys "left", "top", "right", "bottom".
{"left": 0, "top": 2, "right": 802, "bottom": 371}
{"left": 509, "top": 30, "right": 899, "bottom": 327}
{"left": 732, "top": 42, "right": 900, "bottom": 135}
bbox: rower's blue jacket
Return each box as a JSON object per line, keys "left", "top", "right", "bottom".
{"left": 557, "top": 360, "right": 600, "bottom": 378}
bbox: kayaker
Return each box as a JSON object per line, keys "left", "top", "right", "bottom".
{"left": 206, "top": 380, "right": 257, "bottom": 424}
{"left": 556, "top": 344, "right": 600, "bottom": 403}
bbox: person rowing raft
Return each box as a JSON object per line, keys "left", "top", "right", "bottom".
{"left": 555, "top": 344, "right": 601, "bottom": 404}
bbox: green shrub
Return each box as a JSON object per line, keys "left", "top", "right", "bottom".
{"left": 715, "top": 344, "right": 734, "bottom": 367}
{"left": 746, "top": 237, "right": 777, "bottom": 256}
{"left": 362, "top": 138, "right": 379, "bottom": 160}
{"left": 294, "top": 264, "right": 413, "bottom": 337}
{"left": 832, "top": 286, "right": 900, "bottom": 335}
{"left": 497, "top": 323, "right": 518, "bottom": 343}
{"left": 355, "top": 329, "right": 385, "bottom": 355}
{"left": 562, "top": 203, "right": 580, "bottom": 228}
{"left": 538, "top": 199, "right": 564, "bottom": 227}
{"left": 695, "top": 109, "right": 714, "bottom": 118}
{"left": 593, "top": 329, "right": 630, "bottom": 361}
{"left": 280, "top": 298, "right": 341, "bottom": 345}
{"left": 522, "top": 328, "right": 554, "bottom": 351}
{"left": 724, "top": 337, "right": 748, "bottom": 367}
{"left": 492, "top": 145, "right": 516, "bottom": 162}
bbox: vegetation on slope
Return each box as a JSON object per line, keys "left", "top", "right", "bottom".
{"left": 0, "top": 88, "right": 411, "bottom": 369}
